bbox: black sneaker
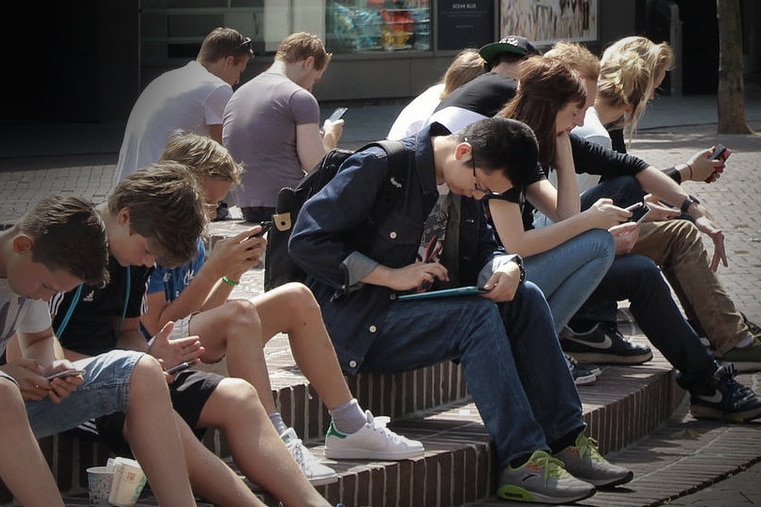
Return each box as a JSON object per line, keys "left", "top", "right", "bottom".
{"left": 690, "top": 364, "right": 761, "bottom": 423}
{"left": 560, "top": 323, "right": 653, "bottom": 365}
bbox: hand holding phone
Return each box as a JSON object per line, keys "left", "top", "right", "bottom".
{"left": 705, "top": 144, "right": 731, "bottom": 182}
{"left": 250, "top": 220, "right": 273, "bottom": 238}
{"left": 328, "top": 107, "right": 348, "bottom": 122}
{"left": 710, "top": 144, "right": 731, "bottom": 161}
{"left": 625, "top": 202, "right": 650, "bottom": 223}
{"left": 46, "top": 369, "right": 86, "bottom": 381}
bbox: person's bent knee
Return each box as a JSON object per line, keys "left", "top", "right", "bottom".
{"left": 0, "top": 376, "right": 23, "bottom": 406}
{"left": 275, "top": 282, "right": 322, "bottom": 315}
{"left": 584, "top": 228, "right": 615, "bottom": 256}
{"left": 215, "top": 377, "right": 261, "bottom": 405}
{"left": 132, "top": 354, "right": 166, "bottom": 380}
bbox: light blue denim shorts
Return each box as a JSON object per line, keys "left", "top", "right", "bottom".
{"left": 25, "top": 349, "right": 143, "bottom": 438}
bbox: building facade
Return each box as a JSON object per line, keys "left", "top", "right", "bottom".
{"left": 6, "top": 0, "right": 759, "bottom": 123}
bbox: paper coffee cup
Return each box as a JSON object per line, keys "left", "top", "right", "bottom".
{"left": 108, "top": 458, "right": 147, "bottom": 506}
{"left": 86, "top": 466, "right": 114, "bottom": 505}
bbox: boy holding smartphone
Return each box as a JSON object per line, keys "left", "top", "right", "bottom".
{"left": 0, "top": 195, "right": 197, "bottom": 507}
{"left": 138, "top": 132, "right": 422, "bottom": 485}
{"left": 39, "top": 163, "right": 342, "bottom": 506}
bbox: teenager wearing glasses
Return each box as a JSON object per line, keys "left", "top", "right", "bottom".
{"left": 113, "top": 27, "right": 254, "bottom": 186}
{"left": 290, "top": 117, "right": 633, "bottom": 504}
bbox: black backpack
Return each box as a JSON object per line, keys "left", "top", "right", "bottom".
{"left": 264, "top": 140, "right": 408, "bottom": 291}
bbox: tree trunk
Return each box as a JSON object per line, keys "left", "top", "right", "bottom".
{"left": 716, "top": 0, "right": 754, "bottom": 134}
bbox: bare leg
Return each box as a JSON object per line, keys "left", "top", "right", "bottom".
{"left": 252, "top": 283, "right": 352, "bottom": 410}
{"left": 197, "top": 378, "right": 331, "bottom": 507}
{"left": 189, "top": 299, "right": 279, "bottom": 413}
{"left": 0, "top": 378, "right": 64, "bottom": 507}
{"left": 123, "top": 356, "right": 197, "bottom": 507}
{"left": 190, "top": 283, "right": 352, "bottom": 412}
{"left": 175, "top": 412, "right": 266, "bottom": 507}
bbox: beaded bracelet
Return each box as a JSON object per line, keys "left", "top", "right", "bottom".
{"left": 222, "top": 275, "right": 240, "bottom": 286}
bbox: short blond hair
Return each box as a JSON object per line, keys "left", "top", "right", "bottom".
{"left": 276, "top": 32, "right": 332, "bottom": 71}
{"left": 160, "top": 131, "right": 243, "bottom": 186}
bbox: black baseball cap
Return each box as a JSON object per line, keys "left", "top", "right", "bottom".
{"left": 479, "top": 35, "right": 541, "bottom": 65}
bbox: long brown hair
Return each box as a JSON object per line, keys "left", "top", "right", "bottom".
{"left": 499, "top": 56, "right": 586, "bottom": 168}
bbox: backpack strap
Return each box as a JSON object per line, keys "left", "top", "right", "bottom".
{"left": 359, "top": 139, "right": 409, "bottom": 188}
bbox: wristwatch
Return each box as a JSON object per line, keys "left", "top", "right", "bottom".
{"left": 512, "top": 255, "right": 526, "bottom": 283}
{"left": 680, "top": 194, "right": 701, "bottom": 214}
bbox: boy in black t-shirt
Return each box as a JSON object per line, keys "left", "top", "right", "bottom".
{"left": 51, "top": 162, "right": 339, "bottom": 505}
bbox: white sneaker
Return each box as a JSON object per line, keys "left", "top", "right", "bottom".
{"left": 324, "top": 410, "right": 424, "bottom": 460}
{"left": 280, "top": 427, "right": 338, "bottom": 486}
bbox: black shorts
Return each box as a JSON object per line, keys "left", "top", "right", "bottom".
{"left": 95, "top": 369, "right": 223, "bottom": 456}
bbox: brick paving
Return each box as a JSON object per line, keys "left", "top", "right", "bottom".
{"left": 1, "top": 90, "right": 760, "bottom": 506}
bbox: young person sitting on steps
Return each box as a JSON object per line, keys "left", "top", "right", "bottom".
{"left": 290, "top": 116, "right": 633, "bottom": 504}
{"left": 7, "top": 166, "right": 343, "bottom": 506}
{"left": 142, "top": 132, "right": 424, "bottom": 485}
{"left": 1, "top": 195, "right": 198, "bottom": 507}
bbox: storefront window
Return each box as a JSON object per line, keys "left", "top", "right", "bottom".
{"left": 327, "top": 1, "right": 431, "bottom": 53}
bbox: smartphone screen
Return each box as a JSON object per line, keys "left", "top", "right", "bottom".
{"left": 328, "top": 107, "right": 348, "bottom": 122}
{"left": 629, "top": 204, "right": 650, "bottom": 223}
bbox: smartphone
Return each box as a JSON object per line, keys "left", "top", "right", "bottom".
{"left": 710, "top": 144, "right": 731, "bottom": 161}
{"left": 165, "top": 361, "right": 193, "bottom": 375}
{"left": 328, "top": 107, "right": 348, "bottom": 122}
{"left": 46, "top": 369, "right": 86, "bottom": 381}
{"left": 250, "top": 220, "right": 273, "bottom": 238}
{"left": 626, "top": 202, "right": 650, "bottom": 223}
{"left": 397, "top": 286, "right": 488, "bottom": 301}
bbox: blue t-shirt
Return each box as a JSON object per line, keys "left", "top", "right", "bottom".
{"left": 142, "top": 237, "right": 205, "bottom": 339}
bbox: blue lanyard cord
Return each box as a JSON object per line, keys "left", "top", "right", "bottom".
{"left": 55, "top": 266, "right": 131, "bottom": 339}
{"left": 118, "top": 266, "right": 131, "bottom": 337}
{"left": 55, "top": 284, "right": 83, "bottom": 338}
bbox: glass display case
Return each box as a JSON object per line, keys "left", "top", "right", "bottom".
{"left": 327, "top": 1, "right": 431, "bottom": 53}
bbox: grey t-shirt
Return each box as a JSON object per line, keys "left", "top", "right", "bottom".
{"left": 0, "top": 279, "right": 51, "bottom": 355}
{"left": 223, "top": 71, "right": 320, "bottom": 208}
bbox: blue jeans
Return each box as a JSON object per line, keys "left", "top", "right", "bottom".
{"left": 572, "top": 254, "right": 717, "bottom": 390}
{"left": 524, "top": 229, "right": 615, "bottom": 332}
{"left": 359, "top": 281, "right": 585, "bottom": 467}
{"left": 580, "top": 175, "right": 644, "bottom": 210}
{"left": 25, "top": 350, "right": 142, "bottom": 438}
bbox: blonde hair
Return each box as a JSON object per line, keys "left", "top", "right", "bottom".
{"left": 599, "top": 36, "right": 674, "bottom": 142}
{"left": 160, "top": 130, "right": 243, "bottom": 186}
{"left": 544, "top": 41, "right": 600, "bottom": 82}
{"left": 440, "top": 49, "right": 487, "bottom": 99}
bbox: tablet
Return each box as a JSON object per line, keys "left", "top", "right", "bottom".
{"left": 397, "top": 286, "right": 487, "bottom": 301}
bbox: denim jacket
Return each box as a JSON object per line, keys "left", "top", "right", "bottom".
{"left": 290, "top": 123, "right": 518, "bottom": 373}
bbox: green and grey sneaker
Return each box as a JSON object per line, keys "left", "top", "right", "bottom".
{"left": 721, "top": 336, "right": 761, "bottom": 373}
{"left": 554, "top": 433, "right": 633, "bottom": 488}
{"left": 497, "top": 450, "right": 595, "bottom": 504}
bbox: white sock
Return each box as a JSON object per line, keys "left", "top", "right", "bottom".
{"left": 269, "top": 412, "right": 289, "bottom": 436}
{"left": 328, "top": 398, "right": 367, "bottom": 434}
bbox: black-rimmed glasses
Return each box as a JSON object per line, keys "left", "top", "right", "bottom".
{"left": 463, "top": 137, "right": 501, "bottom": 199}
